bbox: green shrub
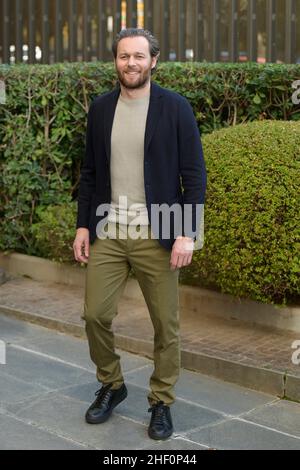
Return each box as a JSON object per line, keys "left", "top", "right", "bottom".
{"left": 31, "top": 202, "right": 77, "bottom": 263}
{"left": 0, "top": 117, "right": 71, "bottom": 253}
{"left": 180, "top": 120, "right": 300, "bottom": 305}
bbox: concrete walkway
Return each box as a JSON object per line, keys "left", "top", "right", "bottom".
{"left": 1, "top": 315, "right": 300, "bottom": 450}
{"left": 0, "top": 276, "right": 299, "bottom": 400}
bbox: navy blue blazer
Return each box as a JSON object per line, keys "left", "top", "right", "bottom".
{"left": 76, "top": 81, "right": 207, "bottom": 251}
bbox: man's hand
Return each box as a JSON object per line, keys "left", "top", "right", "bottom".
{"left": 170, "top": 236, "right": 194, "bottom": 271}
{"left": 73, "top": 228, "right": 90, "bottom": 264}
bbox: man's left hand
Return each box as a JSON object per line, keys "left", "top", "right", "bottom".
{"left": 170, "top": 236, "right": 194, "bottom": 271}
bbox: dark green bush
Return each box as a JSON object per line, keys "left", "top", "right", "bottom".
{"left": 180, "top": 120, "right": 300, "bottom": 305}
{"left": 155, "top": 62, "right": 300, "bottom": 132}
{"left": 31, "top": 202, "right": 77, "bottom": 263}
{"left": 0, "top": 62, "right": 116, "bottom": 254}
{"left": 0, "top": 116, "right": 72, "bottom": 253}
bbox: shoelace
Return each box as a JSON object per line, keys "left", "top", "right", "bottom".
{"left": 148, "top": 401, "right": 168, "bottom": 426}
{"left": 93, "top": 384, "right": 113, "bottom": 408}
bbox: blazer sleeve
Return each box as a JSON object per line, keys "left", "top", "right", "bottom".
{"left": 178, "top": 97, "right": 207, "bottom": 239}
{"left": 76, "top": 101, "right": 96, "bottom": 229}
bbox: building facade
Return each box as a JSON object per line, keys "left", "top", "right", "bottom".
{"left": 0, "top": 0, "right": 299, "bottom": 65}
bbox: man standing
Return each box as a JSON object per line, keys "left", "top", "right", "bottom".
{"left": 73, "top": 29, "right": 206, "bottom": 441}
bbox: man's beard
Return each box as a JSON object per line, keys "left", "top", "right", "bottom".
{"left": 117, "top": 67, "right": 151, "bottom": 90}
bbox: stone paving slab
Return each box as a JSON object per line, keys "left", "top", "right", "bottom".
{"left": 3, "top": 345, "right": 93, "bottom": 391}
{"left": 0, "top": 277, "right": 300, "bottom": 399}
{"left": 0, "top": 371, "right": 48, "bottom": 406}
{"left": 186, "top": 417, "right": 300, "bottom": 450}
{"left": 0, "top": 412, "right": 86, "bottom": 450}
{"left": 244, "top": 400, "right": 300, "bottom": 438}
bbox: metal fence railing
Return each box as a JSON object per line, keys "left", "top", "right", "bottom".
{"left": 0, "top": 0, "right": 299, "bottom": 65}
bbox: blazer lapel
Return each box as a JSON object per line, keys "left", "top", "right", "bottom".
{"left": 144, "top": 82, "right": 163, "bottom": 154}
{"left": 104, "top": 87, "right": 121, "bottom": 165}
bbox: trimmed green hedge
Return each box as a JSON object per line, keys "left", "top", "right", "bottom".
{"left": 180, "top": 120, "right": 300, "bottom": 305}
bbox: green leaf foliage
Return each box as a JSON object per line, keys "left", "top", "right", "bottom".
{"left": 180, "top": 120, "right": 300, "bottom": 305}
{"left": 31, "top": 202, "right": 78, "bottom": 263}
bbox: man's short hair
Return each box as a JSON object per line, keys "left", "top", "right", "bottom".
{"left": 112, "top": 28, "right": 160, "bottom": 62}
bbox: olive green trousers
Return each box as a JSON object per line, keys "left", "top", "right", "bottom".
{"left": 82, "top": 224, "right": 180, "bottom": 405}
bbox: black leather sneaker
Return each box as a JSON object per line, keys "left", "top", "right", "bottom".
{"left": 148, "top": 401, "right": 173, "bottom": 440}
{"left": 85, "top": 383, "right": 128, "bottom": 424}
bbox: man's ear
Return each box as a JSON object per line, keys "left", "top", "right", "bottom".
{"left": 152, "top": 53, "right": 160, "bottom": 69}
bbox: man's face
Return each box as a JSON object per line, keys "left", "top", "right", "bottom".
{"left": 115, "top": 36, "right": 158, "bottom": 90}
